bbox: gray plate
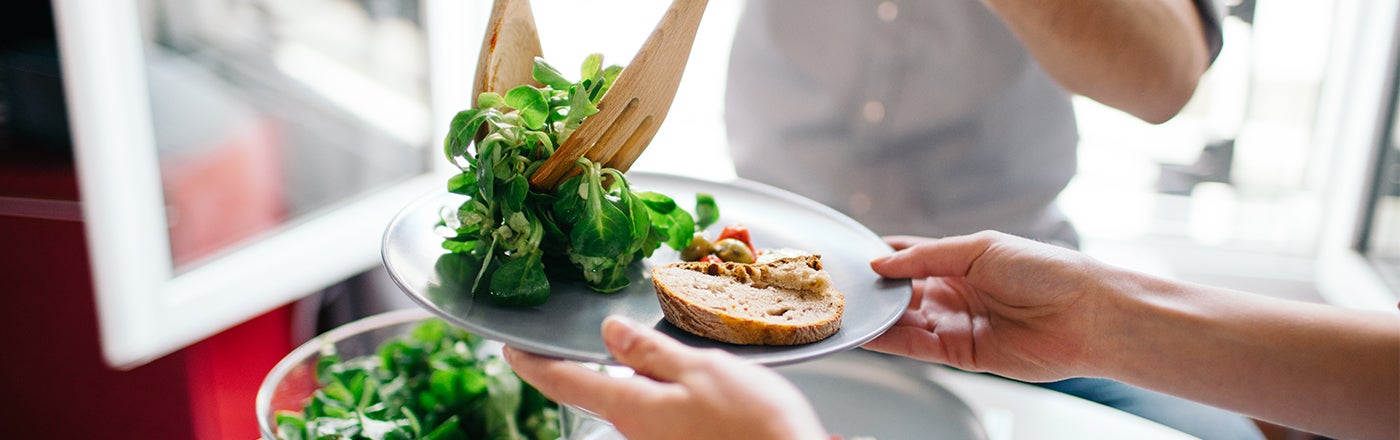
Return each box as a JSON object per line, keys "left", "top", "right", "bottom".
{"left": 778, "top": 350, "right": 988, "bottom": 440}
{"left": 381, "top": 172, "right": 912, "bottom": 366}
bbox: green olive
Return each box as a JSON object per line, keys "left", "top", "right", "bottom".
{"left": 713, "top": 238, "right": 755, "bottom": 264}
{"left": 680, "top": 233, "right": 714, "bottom": 261}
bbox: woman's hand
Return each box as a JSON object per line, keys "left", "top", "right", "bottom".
{"left": 504, "top": 316, "right": 829, "bottom": 440}
{"left": 863, "top": 231, "right": 1117, "bottom": 381}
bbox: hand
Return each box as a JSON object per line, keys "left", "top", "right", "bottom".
{"left": 860, "top": 231, "right": 1400, "bottom": 440}
{"left": 862, "top": 231, "right": 1114, "bottom": 382}
{"left": 504, "top": 316, "right": 829, "bottom": 440}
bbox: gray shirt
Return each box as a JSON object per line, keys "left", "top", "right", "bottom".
{"left": 725, "top": 0, "right": 1224, "bottom": 246}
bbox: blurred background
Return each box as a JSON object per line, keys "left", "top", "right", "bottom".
{"left": 0, "top": 0, "right": 1395, "bottom": 438}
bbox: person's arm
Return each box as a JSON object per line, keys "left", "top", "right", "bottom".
{"left": 865, "top": 232, "right": 1400, "bottom": 440}
{"left": 980, "top": 0, "right": 1214, "bottom": 123}
{"left": 1102, "top": 266, "right": 1399, "bottom": 440}
{"left": 504, "top": 316, "right": 830, "bottom": 440}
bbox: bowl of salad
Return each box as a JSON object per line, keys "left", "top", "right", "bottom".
{"left": 256, "top": 308, "right": 568, "bottom": 440}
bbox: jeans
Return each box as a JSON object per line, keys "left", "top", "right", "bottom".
{"left": 1036, "top": 377, "right": 1265, "bottom": 440}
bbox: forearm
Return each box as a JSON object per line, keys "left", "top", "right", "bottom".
{"left": 980, "top": 0, "right": 1210, "bottom": 123}
{"left": 1098, "top": 272, "right": 1400, "bottom": 440}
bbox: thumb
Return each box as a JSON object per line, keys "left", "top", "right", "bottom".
{"left": 602, "top": 316, "right": 707, "bottom": 382}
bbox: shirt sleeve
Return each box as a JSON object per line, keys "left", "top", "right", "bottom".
{"left": 1193, "top": 0, "right": 1228, "bottom": 64}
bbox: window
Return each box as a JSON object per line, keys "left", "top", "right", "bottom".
{"left": 55, "top": 0, "right": 477, "bottom": 368}
{"left": 1066, "top": 1, "right": 1399, "bottom": 309}
{"left": 1358, "top": 53, "right": 1400, "bottom": 293}
{"left": 57, "top": 0, "right": 740, "bottom": 368}
{"left": 1308, "top": 0, "right": 1400, "bottom": 310}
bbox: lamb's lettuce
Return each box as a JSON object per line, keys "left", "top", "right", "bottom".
{"left": 273, "top": 319, "right": 559, "bottom": 440}
{"left": 441, "top": 55, "right": 712, "bottom": 305}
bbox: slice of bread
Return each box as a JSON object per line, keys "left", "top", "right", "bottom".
{"left": 650, "top": 255, "right": 844, "bottom": 345}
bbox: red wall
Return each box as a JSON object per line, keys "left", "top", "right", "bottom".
{"left": 0, "top": 149, "right": 292, "bottom": 440}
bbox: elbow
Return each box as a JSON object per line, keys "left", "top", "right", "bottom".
{"left": 1129, "top": 50, "right": 1210, "bottom": 124}
{"left": 1073, "top": 65, "right": 1204, "bottom": 125}
{"left": 1132, "top": 98, "right": 1188, "bottom": 125}
{"left": 1126, "top": 73, "right": 1202, "bottom": 125}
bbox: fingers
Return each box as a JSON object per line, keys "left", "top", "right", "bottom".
{"left": 504, "top": 316, "right": 707, "bottom": 412}
{"left": 870, "top": 232, "right": 1002, "bottom": 280}
{"left": 504, "top": 316, "right": 704, "bottom": 422}
{"left": 882, "top": 235, "right": 933, "bottom": 251}
{"left": 503, "top": 346, "right": 645, "bottom": 413}
{"left": 861, "top": 325, "right": 950, "bottom": 365}
{"left": 602, "top": 316, "right": 711, "bottom": 383}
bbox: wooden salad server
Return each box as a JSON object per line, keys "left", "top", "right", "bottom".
{"left": 471, "top": 0, "right": 709, "bottom": 191}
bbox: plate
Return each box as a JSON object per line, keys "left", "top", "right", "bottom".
{"left": 381, "top": 172, "right": 912, "bottom": 366}
{"left": 778, "top": 350, "right": 987, "bottom": 440}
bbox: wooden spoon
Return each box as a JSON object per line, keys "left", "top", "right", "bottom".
{"left": 473, "top": 0, "right": 544, "bottom": 99}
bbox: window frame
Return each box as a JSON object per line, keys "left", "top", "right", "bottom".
{"left": 52, "top": 0, "right": 483, "bottom": 368}
{"left": 1314, "top": 0, "right": 1400, "bottom": 311}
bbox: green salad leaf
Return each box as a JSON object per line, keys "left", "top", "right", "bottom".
{"left": 275, "top": 319, "right": 559, "bottom": 440}
{"left": 440, "top": 55, "right": 712, "bottom": 304}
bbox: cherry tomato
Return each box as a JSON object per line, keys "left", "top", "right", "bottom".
{"left": 717, "top": 224, "right": 755, "bottom": 254}
{"left": 699, "top": 254, "right": 723, "bottom": 263}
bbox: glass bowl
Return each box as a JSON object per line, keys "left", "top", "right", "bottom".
{"left": 255, "top": 308, "right": 620, "bottom": 439}
{"left": 256, "top": 308, "right": 433, "bottom": 439}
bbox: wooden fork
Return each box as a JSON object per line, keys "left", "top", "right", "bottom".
{"left": 472, "top": 0, "right": 709, "bottom": 191}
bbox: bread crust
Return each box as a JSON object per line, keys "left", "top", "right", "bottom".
{"left": 651, "top": 255, "right": 844, "bottom": 345}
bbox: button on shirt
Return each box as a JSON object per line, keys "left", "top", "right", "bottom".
{"left": 725, "top": 0, "right": 1224, "bottom": 245}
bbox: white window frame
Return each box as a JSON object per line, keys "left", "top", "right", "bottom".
{"left": 1314, "top": 0, "right": 1400, "bottom": 311}
{"left": 52, "top": 0, "right": 484, "bottom": 368}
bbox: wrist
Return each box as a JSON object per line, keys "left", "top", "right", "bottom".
{"left": 1078, "top": 267, "right": 1187, "bottom": 380}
